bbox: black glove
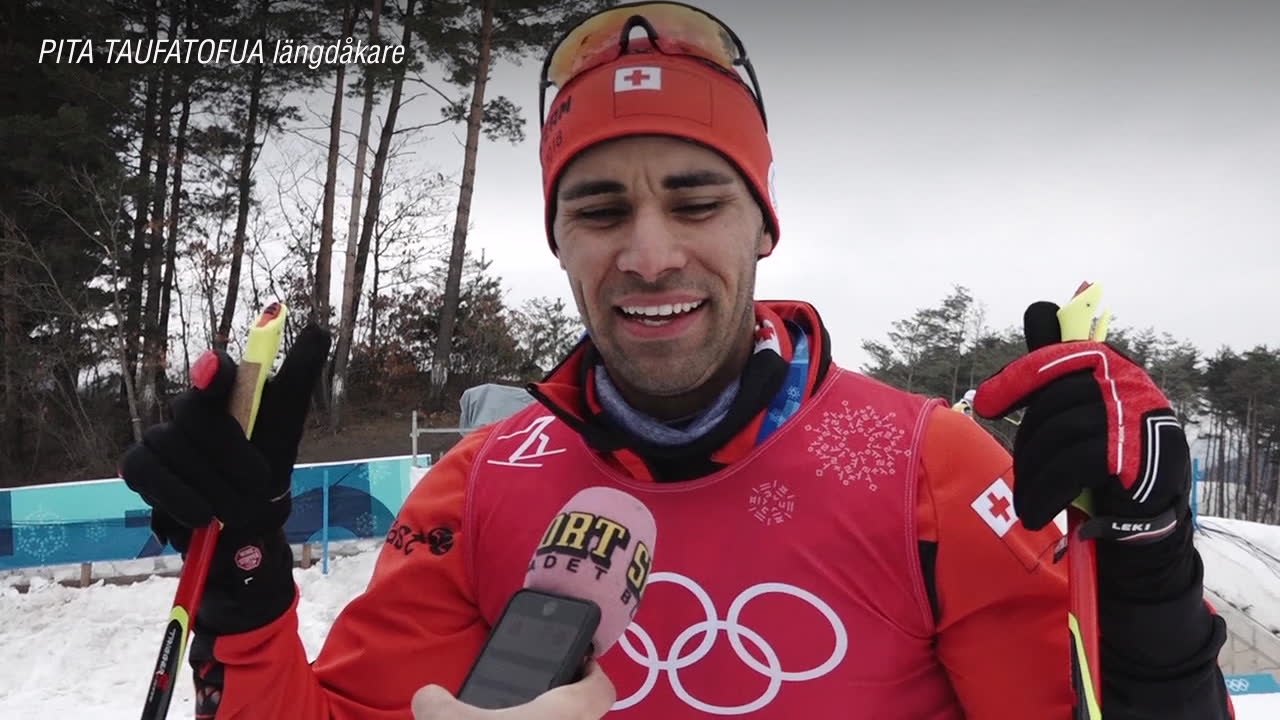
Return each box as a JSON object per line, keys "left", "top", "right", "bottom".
{"left": 971, "top": 301, "right": 1188, "bottom": 541}
{"left": 973, "top": 303, "right": 1232, "bottom": 719}
{"left": 120, "top": 324, "right": 330, "bottom": 634}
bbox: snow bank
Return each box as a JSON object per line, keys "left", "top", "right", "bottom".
{"left": 2, "top": 518, "right": 1279, "bottom": 717}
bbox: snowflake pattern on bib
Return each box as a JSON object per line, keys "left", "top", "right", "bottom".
{"left": 804, "top": 401, "right": 909, "bottom": 491}
{"left": 748, "top": 478, "right": 798, "bottom": 526}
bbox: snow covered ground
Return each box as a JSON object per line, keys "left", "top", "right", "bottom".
{"left": 1, "top": 521, "right": 1279, "bottom": 717}
{"left": 1232, "top": 694, "right": 1280, "bottom": 717}
{"left": 0, "top": 544, "right": 382, "bottom": 717}
{"left": 1199, "top": 516, "right": 1280, "bottom": 635}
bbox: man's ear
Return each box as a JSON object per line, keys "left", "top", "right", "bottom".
{"left": 555, "top": 234, "right": 567, "bottom": 270}
{"left": 550, "top": 213, "right": 568, "bottom": 269}
{"left": 756, "top": 223, "right": 774, "bottom": 257}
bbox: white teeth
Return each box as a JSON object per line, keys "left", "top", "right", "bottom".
{"left": 620, "top": 301, "right": 703, "bottom": 317}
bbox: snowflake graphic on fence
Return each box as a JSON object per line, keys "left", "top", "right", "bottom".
{"left": 17, "top": 508, "right": 70, "bottom": 562}
{"left": 804, "top": 401, "right": 909, "bottom": 491}
{"left": 353, "top": 511, "right": 377, "bottom": 537}
{"left": 294, "top": 495, "right": 318, "bottom": 523}
{"left": 748, "top": 479, "right": 797, "bottom": 526}
{"left": 85, "top": 521, "right": 109, "bottom": 544}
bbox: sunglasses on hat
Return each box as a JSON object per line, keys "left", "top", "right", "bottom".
{"left": 538, "top": 1, "right": 767, "bottom": 130}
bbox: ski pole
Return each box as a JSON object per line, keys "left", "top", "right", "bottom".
{"left": 139, "top": 301, "right": 289, "bottom": 720}
{"left": 1057, "top": 281, "right": 1111, "bottom": 720}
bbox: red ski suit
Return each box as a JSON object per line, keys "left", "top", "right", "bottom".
{"left": 206, "top": 302, "right": 1079, "bottom": 718}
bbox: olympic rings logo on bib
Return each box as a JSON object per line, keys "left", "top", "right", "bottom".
{"left": 612, "top": 572, "right": 848, "bottom": 715}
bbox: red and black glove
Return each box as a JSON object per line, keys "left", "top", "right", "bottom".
{"left": 120, "top": 324, "right": 330, "bottom": 634}
{"left": 972, "top": 301, "right": 1189, "bottom": 543}
{"left": 975, "top": 302, "right": 1232, "bottom": 719}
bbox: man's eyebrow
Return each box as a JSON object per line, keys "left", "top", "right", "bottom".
{"left": 559, "top": 170, "right": 734, "bottom": 201}
{"left": 663, "top": 170, "right": 735, "bottom": 190}
{"left": 559, "top": 179, "right": 625, "bottom": 201}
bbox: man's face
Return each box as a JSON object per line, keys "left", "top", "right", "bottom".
{"left": 553, "top": 136, "right": 773, "bottom": 405}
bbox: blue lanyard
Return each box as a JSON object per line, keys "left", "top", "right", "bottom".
{"left": 756, "top": 324, "right": 810, "bottom": 444}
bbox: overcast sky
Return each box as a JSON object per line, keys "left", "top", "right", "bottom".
{"left": 375, "top": 0, "right": 1280, "bottom": 371}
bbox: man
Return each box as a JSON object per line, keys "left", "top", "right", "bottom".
{"left": 121, "top": 3, "right": 1234, "bottom": 718}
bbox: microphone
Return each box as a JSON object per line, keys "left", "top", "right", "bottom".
{"left": 456, "top": 486, "right": 657, "bottom": 709}
{"left": 526, "top": 485, "right": 657, "bottom": 656}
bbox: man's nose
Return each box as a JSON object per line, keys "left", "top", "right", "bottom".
{"left": 615, "top": 207, "right": 688, "bottom": 283}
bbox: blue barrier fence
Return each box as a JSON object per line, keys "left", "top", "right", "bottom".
{"left": 1224, "top": 673, "right": 1280, "bottom": 696}
{"left": 3, "top": 455, "right": 1278, "bottom": 699}
{"left": 0, "top": 455, "right": 430, "bottom": 572}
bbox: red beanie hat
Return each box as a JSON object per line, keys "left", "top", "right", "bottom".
{"left": 539, "top": 51, "right": 779, "bottom": 256}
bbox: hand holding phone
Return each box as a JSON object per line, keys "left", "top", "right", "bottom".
{"left": 457, "top": 590, "right": 601, "bottom": 708}
{"left": 455, "top": 486, "right": 657, "bottom": 710}
{"left": 412, "top": 660, "right": 616, "bottom": 720}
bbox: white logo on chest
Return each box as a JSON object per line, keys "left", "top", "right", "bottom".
{"left": 613, "top": 571, "right": 848, "bottom": 715}
{"left": 486, "top": 415, "right": 566, "bottom": 468}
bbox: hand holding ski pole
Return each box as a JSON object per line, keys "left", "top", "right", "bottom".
{"left": 972, "top": 281, "right": 1190, "bottom": 720}
{"left": 121, "top": 303, "right": 331, "bottom": 720}
{"left": 1053, "top": 282, "right": 1110, "bottom": 720}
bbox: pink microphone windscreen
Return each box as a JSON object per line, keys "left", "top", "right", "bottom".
{"left": 525, "top": 486, "right": 656, "bottom": 656}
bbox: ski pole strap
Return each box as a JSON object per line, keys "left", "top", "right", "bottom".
{"left": 1077, "top": 507, "right": 1180, "bottom": 544}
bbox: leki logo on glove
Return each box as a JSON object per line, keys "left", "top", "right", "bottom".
{"left": 1112, "top": 521, "right": 1152, "bottom": 532}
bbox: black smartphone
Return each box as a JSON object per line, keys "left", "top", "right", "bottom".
{"left": 456, "top": 589, "right": 602, "bottom": 709}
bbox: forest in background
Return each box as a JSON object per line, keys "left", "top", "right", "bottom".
{"left": 860, "top": 286, "right": 1280, "bottom": 525}
{"left": 2, "top": 0, "right": 614, "bottom": 486}
{"left": 2, "top": 0, "right": 1275, "bottom": 528}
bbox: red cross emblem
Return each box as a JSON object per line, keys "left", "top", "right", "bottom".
{"left": 986, "top": 492, "right": 1012, "bottom": 521}
{"left": 971, "top": 477, "right": 1018, "bottom": 537}
{"left": 624, "top": 69, "right": 651, "bottom": 86}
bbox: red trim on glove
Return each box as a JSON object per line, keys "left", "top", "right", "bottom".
{"left": 973, "top": 341, "right": 1171, "bottom": 496}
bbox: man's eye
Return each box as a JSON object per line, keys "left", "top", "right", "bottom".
{"left": 576, "top": 207, "right": 627, "bottom": 221}
{"left": 677, "top": 201, "right": 720, "bottom": 214}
